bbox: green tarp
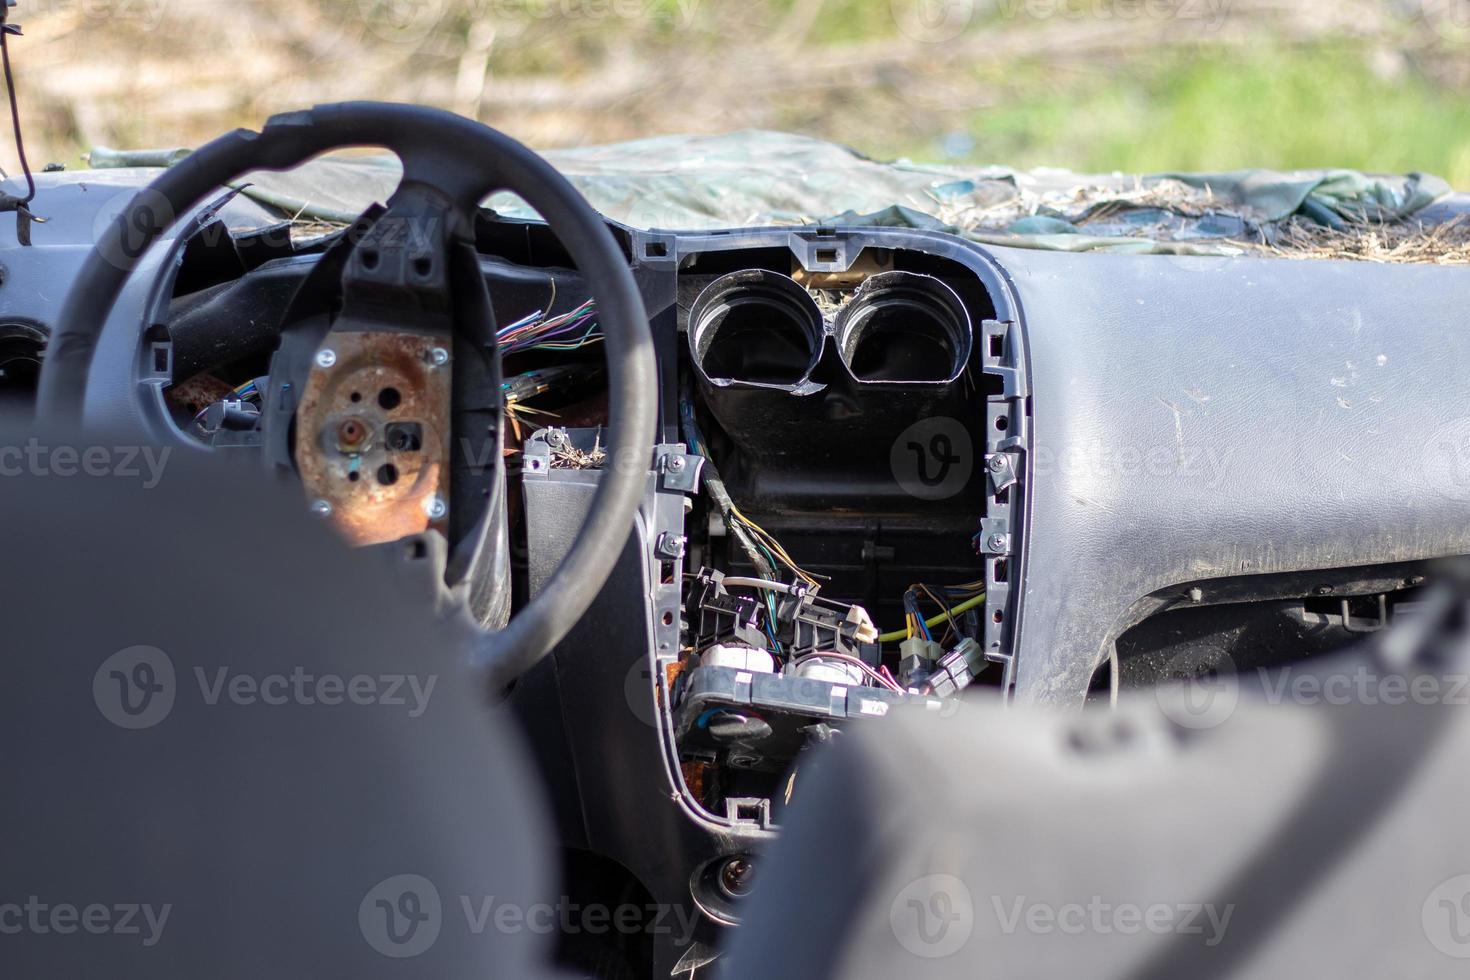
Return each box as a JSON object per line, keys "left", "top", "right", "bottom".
{"left": 87, "top": 130, "right": 1459, "bottom": 257}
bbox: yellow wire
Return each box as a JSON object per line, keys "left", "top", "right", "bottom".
{"left": 729, "top": 503, "right": 819, "bottom": 586}
{"left": 880, "top": 592, "right": 988, "bottom": 644}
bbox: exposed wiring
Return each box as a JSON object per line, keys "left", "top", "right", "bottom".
{"left": 721, "top": 577, "right": 797, "bottom": 593}
{"left": 232, "top": 377, "right": 264, "bottom": 401}
{"left": 498, "top": 298, "right": 601, "bottom": 355}
{"left": 0, "top": 8, "right": 33, "bottom": 207}
{"left": 680, "top": 389, "right": 818, "bottom": 589}
{"left": 879, "top": 591, "right": 987, "bottom": 644}
{"left": 763, "top": 594, "right": 784, "bottom": 656}
{"left": 192, "top": 376, "right": 265, "bottom": 426}
{"left": 727, "top": 502, "right": 821, "bottom": 588}
{"left": 0, "top": 4, "right": 43, "bottom": 246}
{"left": 902, "top": 589, "right": 933, "bottom": 642}
{"left": 918, "top": 583, "right": 960, "bottom": 638}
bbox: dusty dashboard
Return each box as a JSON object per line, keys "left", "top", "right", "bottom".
{"left": 15, "top": 175, "right": 1470, "bottom": 975}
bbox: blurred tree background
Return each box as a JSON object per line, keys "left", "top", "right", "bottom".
{"left": 9, "top": 0, "right": 1470, "bottom": 183}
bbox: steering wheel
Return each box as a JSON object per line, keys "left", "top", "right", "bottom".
{"left": 36, "top": 102, "right": 658, "bottom": 685}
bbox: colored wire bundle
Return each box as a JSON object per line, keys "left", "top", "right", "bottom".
{"left": 902, "top": 588, "right": 933, "bottom": 642}
{"left": 880, "top": 584, "right": 987, "bottom": 645}
{"left": 497, "top": 299, "right": 601, "bottom": 355}
{"left": 231, "top": 378, "right": 262, "bottom": 402}
{"left": 679, "top": 390, "right": 828, "bottom": 655}
{"left": 192, "top": 377, "right": 264, "bottom": 426}
{"left": 679, "top": 392, "right": 820, "bottom": 590}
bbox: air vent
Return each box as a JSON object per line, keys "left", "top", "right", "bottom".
{"left": 0, "top": 321, "right": 47, "bottom": 417}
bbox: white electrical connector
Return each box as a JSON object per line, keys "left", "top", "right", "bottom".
{"left": 845, "top": 604, "right": 879, "bottom": 645}
{"left": 699, "top": 644, "right": 776, "bottom": 673}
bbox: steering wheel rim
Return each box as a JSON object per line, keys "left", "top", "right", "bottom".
{"left": 37, "top": 102, "right": 659, "bottom": 685}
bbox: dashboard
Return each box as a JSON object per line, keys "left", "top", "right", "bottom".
{"left": 6, "top": 160, "right": 1470, "bottom": 975}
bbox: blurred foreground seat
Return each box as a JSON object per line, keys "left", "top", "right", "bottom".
{"left": 728, "top": 616, "right": 1470, "bottom": 979}
{"left": 0, "top": 425, "right": 563, "bottom": 978}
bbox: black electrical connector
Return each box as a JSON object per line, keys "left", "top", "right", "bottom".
{"left": 918, "top": 638, "right": 983, "bottom": 698}
{"left": 690, "top": 569, "right": 770, "bottom": 651}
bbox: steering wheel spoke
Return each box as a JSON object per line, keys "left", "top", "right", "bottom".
{"left": 40, "top": 102, "right": 658, "bottom": 686}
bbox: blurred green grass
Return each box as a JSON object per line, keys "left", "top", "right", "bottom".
{"left": 943, "top": 44, "right": 1470, "bottom": 185}
{"left": 14, "top": 0, "right": 1470, "bottom": 188}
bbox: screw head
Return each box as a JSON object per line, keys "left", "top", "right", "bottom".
{"left": 314, "top": 349, "right": 337, "bottom": 369}
{"left": 987, "top": 533, "right": 1007, "bottom": 552}
{"left": 310, "top": 499, "right": 333, "bottom": 518}
{"left": 989, "top": 455, "right": 1005, "bottom": 471}
{"left": 424, "top": 496, "right": 448, "bottom": 521}
{"left": 428, "top": 347, "right": 450, "bottom": 367}
{"left": 667, "top": 455, "right": 687, "bottom": 472}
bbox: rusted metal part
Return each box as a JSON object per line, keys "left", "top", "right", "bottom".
{"left": 166, "top": 373, "right": 234, "bottom": 415}
{"left": 295, "top": 331, "right": 452, "bottom": 546}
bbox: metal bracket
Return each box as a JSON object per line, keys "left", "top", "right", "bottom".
{"left": 656, "top": 532, "right": 687, "bottom": 560}
{"left": 658, "top": 450, "right": 705, "bottom": 494}
{"left": 985, "top": 452, "right": 1018, "bottom": 494}
{"left": 978, "top": 517, "right": 1011, "bottom": 556}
